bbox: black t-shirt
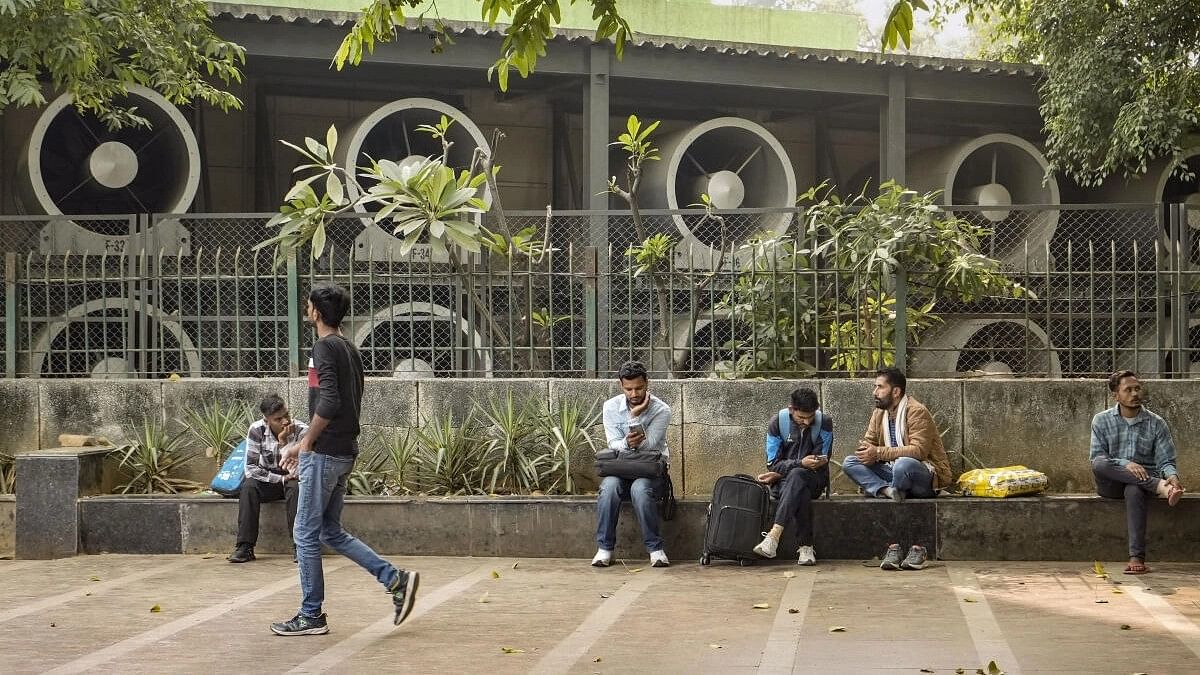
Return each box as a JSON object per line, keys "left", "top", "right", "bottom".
{"left": 306, "top": 334, "right": 364, "bottom": 456}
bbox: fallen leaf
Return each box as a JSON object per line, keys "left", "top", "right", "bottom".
{"left": 829, "top": 626, "right": 847, "bottom": 633}
{"left": 500, "top": 647, "right": 525, "bottom": 654}
{"left": 788, "top": 608, "right": 800, "bottom": 614}
{"left": 1095, "top": 599, "right": 1109, "bottom": 604}
{"left": 491, "top": 570, "right": 501, "bottom": 579}
{"left": 1093, "top": 561, "right": 1108, "bottom": 578}
{"left": 987, "top": 660, "right": 1004, "bottom": 675}
{"left": 921, "top": 670, "right": 935, "bottom": 674}
{"left": 708, "top": 644, "right": 723, "bottom": 649}
{"left": 1111, "top": 589, "right": 1123, "bottom": 594}
{"left": 149, "top": 605, "right": 161, "bottom": 613}
{"left": 592, "top": 657, "right": 602, "bottom": 663}
{"left": 88, "top": 576, "right": 100, "bottom": 582}
{"left": 1120, "top": 624, "right": 1132, "bottom": 630}
{"left": 49, "top": 623, "right": 56, "bottom": 628}
{"left": 783, "top": 571, "right": 796, "bottom": 579}
{"left": 628, "top": 568, "right": 644, "bottom": 574}
{"left": 478, "top": 592, "right": 490, "bottom": 604}
{"left": 201, "top": 555, "right": 214, "bottom": 560}
{"left": 752, "top": 603, "right": 770, "bottom": 609}
{"left": 84, "top": 592, "right": 92, "bottom": 597}
{"left": 600, "top": 593, "right": 612, "bottom": 599}
{"left": 168, "top": 372, "right": 181, "bottom": 382}
{"left": 512, "top": 561, "right": 520, "bottom": 569}
{"left": 963, "top": 597, "right": 978, "bottom": 603}
{"left": 956, "top": 669, "right": 965, "bottom": 674}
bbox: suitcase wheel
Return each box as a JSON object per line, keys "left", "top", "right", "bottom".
{"left": 699, "top": 554, "right": 711, "bottom": 566}
{"left": 738, "top": 558, "right": 753, "bottom": 567}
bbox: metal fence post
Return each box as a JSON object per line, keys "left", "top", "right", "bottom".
{"left": 894, "top": 266, "right": 907, "bottom": 370}
{"left": 5, "top": 252, "right": 15, "bottom": 378}
{"left": 583, "top": 245, "right": 598, "bottom": 377}
{"left": 286, "top": 248, "right": 300, "bottom": 377}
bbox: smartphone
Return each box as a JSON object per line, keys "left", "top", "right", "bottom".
{"left": 628, "top": 421, "right": 643, "bottom": 435}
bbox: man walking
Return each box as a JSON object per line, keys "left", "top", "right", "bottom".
{"left": 272, "top": 283, "right": 419, "bottom": 636}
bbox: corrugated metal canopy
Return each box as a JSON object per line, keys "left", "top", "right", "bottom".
{"left": 209, "top": 2, "right": 1039, "bottom": 78}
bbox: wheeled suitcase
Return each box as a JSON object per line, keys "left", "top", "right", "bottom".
{"left": 700, "top": 474, "right": 771, "bottom": 566}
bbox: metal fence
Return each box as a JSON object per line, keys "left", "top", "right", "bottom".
{"left": 1, "top": 205, "right": 1196, "bottom": 379}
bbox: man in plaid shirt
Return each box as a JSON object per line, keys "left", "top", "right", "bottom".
{"left": 228, "top": 394, "right": 307, "bottom": 563}
{"left": 1090, "top": 370, "right": 1185, "bottom": 574}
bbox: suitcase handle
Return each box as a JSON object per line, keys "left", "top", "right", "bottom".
{"left": 733, "top": 473, "right": 757, "bottom": 481}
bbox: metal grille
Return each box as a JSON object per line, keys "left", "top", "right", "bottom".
{"left": 1, "top": 205, "right": 1196, "bottom": 379}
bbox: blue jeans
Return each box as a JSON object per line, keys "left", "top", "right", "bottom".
{"left": 842, "top": 456, "right": 936, "bottom": 498}
{"left": 596, "top": 475, "right": 663, "bottom": 553}
{"left": 295, "top": 451, "right": 400, "bottom": 618}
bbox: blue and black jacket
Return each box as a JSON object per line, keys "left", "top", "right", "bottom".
{"left": 764, "top": 408, "right": 834, "bottom": 475}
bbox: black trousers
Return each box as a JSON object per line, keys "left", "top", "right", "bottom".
{"left": 236, "top": 478, "right": 299, "bottom": 548}
{"left": 1091, "top": 457, "right": 1161, "bottom": 559}
{"left": 771, "top": 467, "right": 827, "bottom": 546}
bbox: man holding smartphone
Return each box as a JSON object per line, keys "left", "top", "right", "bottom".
{"left": 593, "top": 360, "right": 673, "bottom": 568}
{"left": 228, "top": 393, "right": 305, "bottom": 563}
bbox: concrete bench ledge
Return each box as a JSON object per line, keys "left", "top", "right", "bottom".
{"left": 70, "top": 492, "right": 1200, "bottom": 562}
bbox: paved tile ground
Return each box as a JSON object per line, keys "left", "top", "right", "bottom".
{"left": 0, "top": 554, "right": 1197, "bottom": 674}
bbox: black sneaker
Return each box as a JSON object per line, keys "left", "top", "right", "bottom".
{"left": 391, "top": 570, "right": 420, "bottom": 626}
{"left": 879, "top": 543, "right": 902, "bottom": 570}
{"left": 270, "top": 612, "right": 328, "bottom": 636}
{"left": 228, "top": 545, "right": 255, "bottom": 563}
{"left": 900, "top": 545, "right": 928, "bottom": 570}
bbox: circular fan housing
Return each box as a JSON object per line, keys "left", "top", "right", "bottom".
{"left": 911, "top": 318, "right": 1062, "bottom": 378}
{"left": 351, "top": 302, "right": 492, "bottom": 377}
{"left": 17, "top": 86, "right": 200, "bottom": 223}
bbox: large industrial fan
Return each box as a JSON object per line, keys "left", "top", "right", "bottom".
{"left": 639, "top": 117, "right": 797, "bottom": 268}
{"left": 659, "top": 312, "right": 748, "bottom": 377}
{"left": 351, "top": 301, "right": 493, "bottom": 377}
{"left": 1092, "top": 147, "right": 1200, "bottom": 264}
{"left": 908, "top": 133, "right": 1060, "bottom": 272}
{"left": 1116, "top": 319, "right": 1200, "bottom": 378}
{"left": 15, "top": 85, "right": 197, "bottom": 255}
{"left": 336, "top": 98, "right": 492, "bottom": 263}
{"left": 911, "top": 318, "right": 1062, "bottom": 377}
{"left": 26, "top": 298, "right": 201, "bottom": 378}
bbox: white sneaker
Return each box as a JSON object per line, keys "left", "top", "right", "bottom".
{"left": 650, "top": 550, "right": 671, "bottom": 567}
{"left": 797, "top": 545, "right": 817, "bottom": 566}
{"left": 591, "top": 549, "right": 613, "bottom": 567}
{"left": 753, "top": 533, "right": 779, "bottom": 559}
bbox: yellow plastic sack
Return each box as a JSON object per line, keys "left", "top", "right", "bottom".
{"left": 956, "top": 465, "right": 1048, "bottom": 498}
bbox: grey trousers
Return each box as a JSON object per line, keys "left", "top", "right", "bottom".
{"left": 1091, "top": 457, "right": 1162, "bottom": 559}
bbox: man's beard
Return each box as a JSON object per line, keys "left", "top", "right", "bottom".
{"left": 627, "top": 395, "right": 645, "bottom": 406}
{"left": 873, "top": 396, "right": 890, "bottom": 410}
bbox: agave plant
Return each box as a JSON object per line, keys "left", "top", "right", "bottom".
{"left": 414, "top": 411, "right": 489, "bottom": 495}
{"left": 117, "top": 417, "right": 203, "bottom": 494}
{"left": 476, "top": 391, "right": 545, "bottom": 494}
{"left": 348, "top": 428, "right": 420, "bottom": 496}
{"left": 0, "top": 451, "right": 15, "bottom": 494}
{"left": 184, "top": 400, "right": 252, "bottom": 464}
{"left": 538, "top": 398, "right": 604, "bottom": 495}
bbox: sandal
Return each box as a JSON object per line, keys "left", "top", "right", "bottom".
{"left": 1124, "top": 561, "right": 1152, "bottom": 575}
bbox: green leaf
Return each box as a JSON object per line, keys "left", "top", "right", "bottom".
{"left": 325, "top": 125, "right": 338, "bottom": 154}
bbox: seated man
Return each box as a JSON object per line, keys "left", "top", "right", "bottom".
{"left": 228, "top": 394, "right": 307, "bottom": 563}
{"left": 753, "top": 387, "right": 833, "bottom": 565}
{"left": 593, "top": 360, "right": 672, "bottom": 569}
{"left": 1090, "top": 370, "right": 1185, "bottom": 575}
{"left": 842, "top": 367, "right": 952, "bottom": 571}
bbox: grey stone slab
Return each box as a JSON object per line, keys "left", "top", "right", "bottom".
{"left": 342, "top": 498, "right": 480, "bottom": 556}
{"left": 416, "top": 378, "right": 549, "bottom": 425}
{"left": 811, "top": 498, "right": 938, "bottom": 560}
{"left": 680, "top": 424, "right": 764, "bottom": 496}
{"left": 935, "top": 497, "right": 1044, "bottom": 560}
{"left": 0, "top": 496, "right": 13, "bottom": 555}
{"left": 78, "top": 499, "right": 182, "bottom": 554}
{"left": 468, "top": 499, "right": 595, "bottom": 557}
{"left": 682, "top": 379, "right": 816, "bottom": 429}
{"left": 962, "top": 379, "right": 1107, "bottom": 492}
{"left": 38, "top": 379, "right": 163, "bottom": 449}
{"left": 162, "top": 377, "right": 290, "bottom": 436}
{"left": 14, "top": 449, "right": 108, "bottom": 559}
{"left": 0, "top": 380, "right": 39, "bottom": 455}
{"left": 179, "top": 497, "right": 295, "bottom": 554}
{"left": 360, "top": 379, "right": 418, "bottom": 427}
{"left": 1038, "top": 495, "right": 1133, "bottom": 561}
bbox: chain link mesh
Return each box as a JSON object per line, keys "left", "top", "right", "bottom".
{"left": 1, "top": 206, "right": 1195, "bottom": 379}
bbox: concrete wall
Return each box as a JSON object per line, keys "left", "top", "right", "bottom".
{"left": 2, "top": 377, "right": 1198, "bottom": 495}
{"left": 0, "top": 495, "right": 13, "bottom": 555}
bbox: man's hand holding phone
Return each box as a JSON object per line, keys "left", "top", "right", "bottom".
{"left": 626, "top": 421, "right": 645, "bottom": 449}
